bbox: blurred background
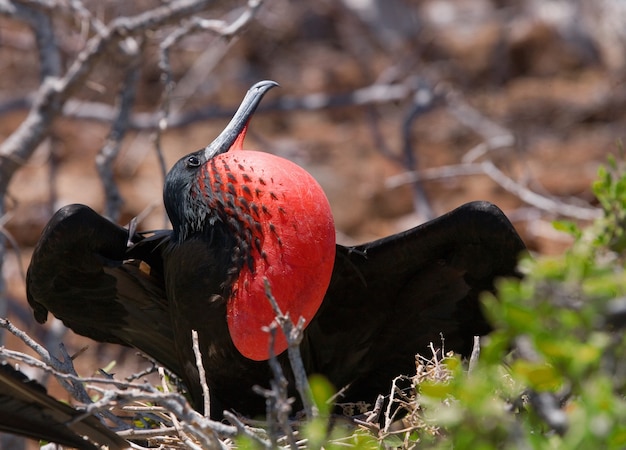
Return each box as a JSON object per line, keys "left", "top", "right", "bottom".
{"left": 0, "top": 0, "right": 625, "bottom": 437}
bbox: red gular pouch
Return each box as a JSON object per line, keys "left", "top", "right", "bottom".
{"left": 205, "top": 146, "right": 336, "bottom": 361}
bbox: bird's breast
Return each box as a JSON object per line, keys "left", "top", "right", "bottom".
{"left": 196, "top": 149, "right": 336, "bottom": 361}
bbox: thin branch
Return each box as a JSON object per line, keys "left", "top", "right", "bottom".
{"left": 400, "top": 81, "right": 439, "bottom": 220}
{"left": 0, "top": 77, "right": 425, "bottom": 131}
{"left": 0, "top": 346, "right": 153, "bottom": 391}
{"left": 444, "top": 87, "right": 513, "bottom": 142}
{"left": 0, "top": 0, "right": 214, "bottom": 196}
{"left": 0, "top": 323, "right": 131, "bottom": 429}
{"left": 0, "top": 317, "right": 52, "bottom": 361}
{"left": 66, "top": 0, "right": 107, "bottom": 36}
{"left": 385, "top": 162, "right": 486, "bottom": 188}
{"left": 157, "top": 366, "right": 198, "bottom": 448}
{"left": 255, "top": 324, "right": 298, "bottom": 450}
{"left": 383, "top": 375, "right": 412, "bottom": 433}
{"left": 365, "top": 395, "right": 385, "bottom": 425}
{"left": 0, "top": 1, "right": 62, "bottom": 81}
{"left": 223, "top": 411, "right": 271, "bottom": 449}
{"left": 263, "top": 278, "right": 316, "bottom": 420}
{"left": 96, "top": 48, "right": 141, "bottom": 222}
{"left": 386, "top": 161, "right": 600, "bottom": 221}
{"left": 0, "top": 214, "right": 26, "bottom": 283}
{"left": 85, "top": 384, "right": 238, "bottom": 447}
{"left": 191, "top": 329, "right": 212, "bottom": 418}
{"left": 468, "top": 336, "right": 481, "bottom": 374}
{"left": 480, "top": 160, "right": 601, "bottom": 220}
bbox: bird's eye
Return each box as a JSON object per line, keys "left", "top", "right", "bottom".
{"left": 186, "top": 156, "right": 201, "bottom": 168}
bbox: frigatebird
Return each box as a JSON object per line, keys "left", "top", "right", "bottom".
{"left": 26, "top": 81, "right": 526, "bottom": 419}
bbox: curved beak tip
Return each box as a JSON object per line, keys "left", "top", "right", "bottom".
{"left": 203, "top": 80, "right": 279, "bottom": 159}
{"left": 252, "top": 80, "right": 280, "bottom": 91}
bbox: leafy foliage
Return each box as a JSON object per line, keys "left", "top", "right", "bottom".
{"left": 413, "top": 153, "right": 626, "bottom": 449}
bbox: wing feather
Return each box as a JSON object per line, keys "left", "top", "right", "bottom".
{"left": 0, "top": 363, "right": 128, "bottom": 449}
{"left": 304, "top": 201, "right": 526, "bottom": 398}
{"left": 26, "top": 204, "right": 180, "bottom": 376}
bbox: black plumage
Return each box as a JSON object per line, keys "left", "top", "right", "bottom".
{"left": 26, "top": 199, "right": 524, "bottom": 418}
{"left": 26, "top": 81, "right": 526, "bottom": 420}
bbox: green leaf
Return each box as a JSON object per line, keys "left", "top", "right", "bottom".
{"left": 512, "top": 360, "right": 562, "bottom": 391}
{"left": 308, "top": 374, "right": 335, "bottom": 416}
{"left": 419, "top": 380, "right": 453, "bottom": 399}
{"left": 553, "top": 220, "right": 582, "bottom": 238}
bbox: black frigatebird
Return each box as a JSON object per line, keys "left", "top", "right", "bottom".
{"left": 26, "top": 81, "right": 526, "bottom": 419}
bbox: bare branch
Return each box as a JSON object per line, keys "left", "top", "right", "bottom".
{"left": 191, "top": 329, "right": 212, "bottom": 418}
{"left": 444, "top": 87, "right": 513, "bottom": 142}
{"left": 223, "top": 411, "right": 271, "bottom": 449}
{"left": 0, "top": 317, "right": 52, "bottom": 362}
{"left": 382, "top": 374, "right": 413, "bottom": 433}
{"left": 385, "top": 162, "right": 487, "bottom": 188}
{"left": 0, "top": 331, "right": 131, "bottom": 429}
{"left": 468, "top": 336, "right": 481, "bottom": 374}
{"left": 66, "top": 0, "right": 107, "bottom": 36}
{"left": 263, "top": 278, "right": 316, "bottom": 420}
{"left": 400, "top": 81, "right": 439, "bottom": 220}
{"left": 96, "top": 47, "right": 141, "bottom": 221}
{"left": 0, "top": 0, "right": 215, "bottom": 196}
{"left": 386, "top": 160, "right": 600, "bottom": 221}
{"left": 0, "top": 1, "right": 62, "bottom": 80}
{"left": 0, "top": 346, "right": 151, "bottom": 391}
{"left": 254, "top": 324, "right": 298, "bottom": 450}
{"left": 86, "top": 383, "right": 238, "bottom": 447}
{"left": 0, "top": 77, "right": 425, "bottom": 132}
{"left": 480, "top": 160, "right": 601, "bottom": 221}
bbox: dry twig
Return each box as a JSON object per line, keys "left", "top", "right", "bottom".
{"left": 96, "top": 47, "right": 142, "bottom": 222}
{"left": 263, "top": 278, "right": 316, "bottom": 420}
{"left": 191, "top": 329, "right": 212, "bottom": 418}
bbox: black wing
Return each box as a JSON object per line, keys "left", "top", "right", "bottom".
{"left": 304, "top": 201, "right": 526, "bottom": 400}
{"left": 26, "top": 204, "right": 181, "bottom": 377}
{"left": 0, "top": 363, "right": 128, "bottom": 449}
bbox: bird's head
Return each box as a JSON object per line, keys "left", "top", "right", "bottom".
{"left": 163, "top": 81, "right": 336, "bottom": 361}
{"left": 164, "top": 81, "right": 278, "bottom": 240}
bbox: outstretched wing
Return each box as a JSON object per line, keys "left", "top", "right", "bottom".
{"left": 0, "top": 363, "right": 128, "bottom": 449}
{"left": 26, "top": 204, "right": 180, "bottom": 376}
{"left": 305, "top": 201, "right": 526, "bottom": 399}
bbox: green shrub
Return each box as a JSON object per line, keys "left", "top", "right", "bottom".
{"left": 415, "top": 152, "right": 626, "bottom": 449}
